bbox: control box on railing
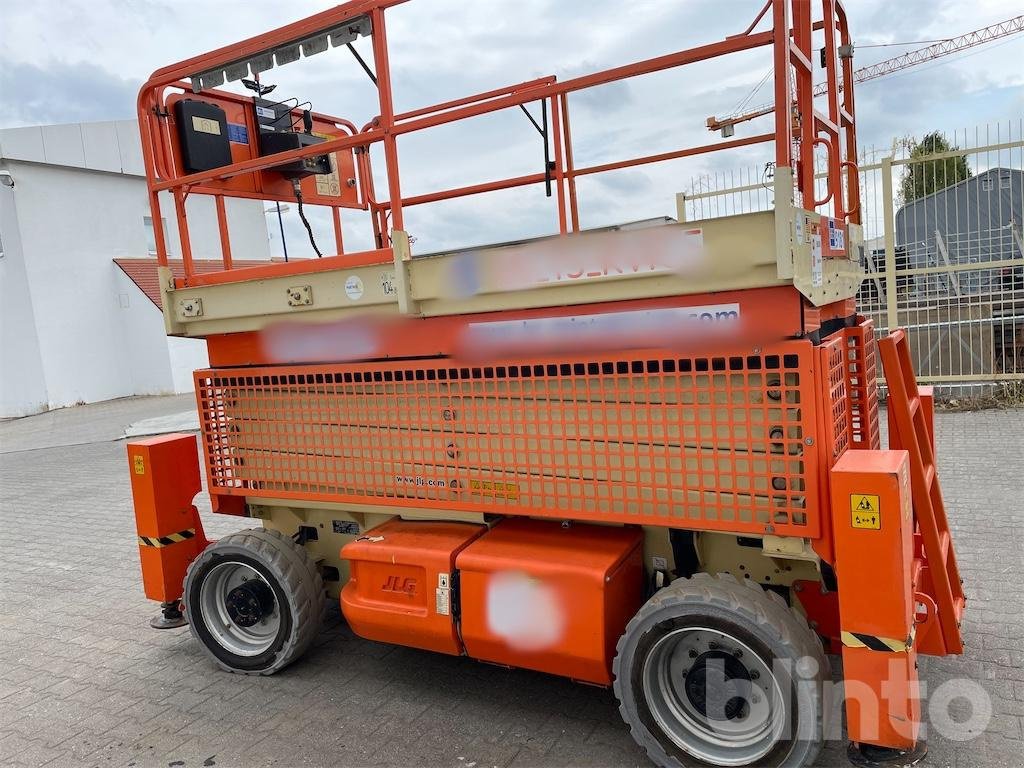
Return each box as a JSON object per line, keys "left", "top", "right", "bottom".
{"left": 165, "top": 88, "right": 361, "bottom": 208}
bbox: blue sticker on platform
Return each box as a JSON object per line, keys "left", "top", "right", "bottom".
{"left": 227, "top": 123, "right": 249, "bottom": 144}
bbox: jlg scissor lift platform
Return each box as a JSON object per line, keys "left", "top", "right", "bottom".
{"left": 127, "top": 1, "right": 966, "bottom": 766}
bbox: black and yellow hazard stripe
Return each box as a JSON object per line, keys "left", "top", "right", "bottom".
{"left": 840, "top": 627, "right": 915, "bottom": 653}
{"left": 138, "top": 528, "right": 196, "bottom": 548}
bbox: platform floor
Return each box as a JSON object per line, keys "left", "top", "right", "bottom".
{"left": 0, "top": 396, "right": 1021, "bottom": 767}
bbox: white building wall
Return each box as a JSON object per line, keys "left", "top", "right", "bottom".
{"left": 0, "top": 180, "right": 49, "bottom": 416}
{"left": 15, "top": 163, "right": 147, "bottom": 407}
{"left": 113, "top": 268, "right": 175, "bottom": 396}
{"left": 168, "top": 337, "right": 210, "bottom": 393}
{"left": 113, "top": 269, "right": 209, "bottom": 397}
{"left": 0, "top": 120, "right": 270, "bottom": 417}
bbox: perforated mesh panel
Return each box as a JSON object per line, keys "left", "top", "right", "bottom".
{"left": 196, "top": 342, "right": 826, "bottom": 536}
{"left": 821, "top": 337, "right": 851, "bottom": 465}
{"left": 845, "top": 319, "right": 881, "bottom": 450}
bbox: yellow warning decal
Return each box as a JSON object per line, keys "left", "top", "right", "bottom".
{"left": 138, "top": 528, "right": 196, "bottom": 548}
{"left": 850, "top": 493, "right": 880, "bottom": 529}
{"left": 841, "top": 628, "right": 914, "bottom": 652}
{"left": 133, "top": 455, "right": 146, "bottom": 475}
{"left": 469, "top": 479, "right": 519, "bottom": 500}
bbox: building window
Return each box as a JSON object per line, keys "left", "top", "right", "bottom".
{"left": 981, "top": 178, "right": 994, "bottom": 192}
{"left": 144, "top": 216, "right": 168, "bottom": 256}
{"left": 1000, "top": 174, "right": 1012, "bottom": 190}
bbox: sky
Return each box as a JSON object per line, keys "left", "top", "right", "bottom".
{"left": 1, "top": 0, "right": 1021, "bottom": 257}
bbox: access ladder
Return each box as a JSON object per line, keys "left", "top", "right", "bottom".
{"left": 879, "top": 329, "right": 965, "bottom": 655}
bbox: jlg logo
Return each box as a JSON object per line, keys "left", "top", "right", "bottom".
{"left": 382, "top": 575, "right": 417, "bottom": 595}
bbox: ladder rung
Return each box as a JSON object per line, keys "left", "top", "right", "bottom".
{"left": 925, "top": 464, "right": 936, "bottom": 490}
{"left": 939, "top": 530, "right": 950, "bottom": 560}
{"left": 909, "top": 398, "right": 920, "bottom": 417}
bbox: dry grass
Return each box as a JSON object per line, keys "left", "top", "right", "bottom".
{"left": 934, "top": 380, "right": 1024, "bottom": 412}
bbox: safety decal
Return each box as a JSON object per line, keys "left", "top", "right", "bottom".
{"left": 850, "top": 493, "right": 880, "bottom": 529}
{"left": 311, "top": 132, "right": 341, "bottom": 197}
{"left": 332, "top": 520, "right": 360, "bottom": 536}
{"left": 841, "top": 628, "right": 914, "bottom": 653}
{"left": 468, "top": 479, "right": 519, "bottom": 500}
{"left": 226, "top": 123, "right": 249, "bottom": 144}
{"left": 345, "top": 275, "right": 364, "bottom": 301}
{"left": 138, "top": 528, "right": 196, "bottom": 548}
{"left": 133, "top": 455, "right": 146, "bottom": 475}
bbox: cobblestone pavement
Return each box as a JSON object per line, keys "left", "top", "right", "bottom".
{"left": 1, "top": 399, "right": 1022, "bottom": 768}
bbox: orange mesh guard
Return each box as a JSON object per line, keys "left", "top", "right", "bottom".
{"left": 196, "top": 339, "right": 830, "bottom": 537}
{"left": 846, "top": 319, "right": 882, "bottom": 450}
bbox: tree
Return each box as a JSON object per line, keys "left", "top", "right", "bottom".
{"left": 900, "top": 131, "right": 972, "bottom": 203}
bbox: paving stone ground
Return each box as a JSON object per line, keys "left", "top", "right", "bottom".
{"left": 1, "top": 397, "right": 1022, "bottom": 768}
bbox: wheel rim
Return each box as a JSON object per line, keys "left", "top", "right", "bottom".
{"left": 641, "top": 626, "right": 786, "bottom": 766}
{"left": 198, "top": 561, "right": 282, "bottom": 657}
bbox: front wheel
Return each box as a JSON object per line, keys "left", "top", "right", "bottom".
{"left": 183, "top": 528, "right": 325, "bottom": 675}
{"left": 613, "top": 573, "right": 828, "bottom": 768}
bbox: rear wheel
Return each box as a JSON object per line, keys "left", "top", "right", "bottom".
{"left": 184, "top": 528, "right": 325, "bottom": 675}
{"left": 613, "top": 573, "right": 827, "bottom": 768}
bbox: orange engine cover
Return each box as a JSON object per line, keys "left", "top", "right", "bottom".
{"left": 455, "top": 519, "right": 644, "bottom": 685}
{"left": 340, "top": 519, "right": 485, "bottom": 655}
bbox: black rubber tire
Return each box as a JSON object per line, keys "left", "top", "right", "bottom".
{"left": 613, "top": 573, "right": 828, "bottom": 768}
{"left": 183, "top": 528, "right": 325, "bottom": 675}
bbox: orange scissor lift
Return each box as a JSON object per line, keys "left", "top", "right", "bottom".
{"left": 126, "top": 1, "right": 965, "bottom": 765}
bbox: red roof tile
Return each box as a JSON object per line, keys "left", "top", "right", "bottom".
{"left": 114, "top": 258, "right": 275, "bottom": 310}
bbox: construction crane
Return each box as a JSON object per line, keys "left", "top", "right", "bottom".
{"left": 707, "top": 14, "right": 1024, "bottom": 135}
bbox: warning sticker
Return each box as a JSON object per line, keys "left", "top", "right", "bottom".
{"left": 312, "top": 132, "right": 342, "bottom": 197}
{"left": 133, "top": 455, "right": 145, "bottom": 475}
{"left": 226, "top": 123, "right": 249, "bottom": 144}
{"left": 810, "top": 233, "right": 823, "bottom": 287}
{"left": 850, "top": 494, "right": 881, "bottom": 529}
{"left": 332, "top": 520, "right": 360, "bottom": 536}
{"left": 344, "top": 275, "right": 364, "bottom": 301}
{"left": 469, "top": 479, "right": 519, "bottom": 500}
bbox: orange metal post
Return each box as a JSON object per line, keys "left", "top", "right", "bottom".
{"left": 772, "top": 0, "right": 793, "bottom": 172}
{"left": 790, "top": 0, "right": 814, "bottom": 205}
{"left": 559, "top": 93, "right": 580, "bottom": 232}
{"left": 548, "top": 95, "right": 568, "bottom": 235}
{"left": 172, "top": 188, "right": 195, "bottom": 280}
{"left": 820, "top": 0, "right": 843, "bottom": 218}
{"left": 214, "top": 194, "right": 233, "bottom": 269}
{"left": 127, "top": 434, "right": 208, "bottom": 604}
{"left": 830, "top": 450, "right": 921, "bottom": 750}
{"left": 148, "top": 191, "right": 170, "bottom": 267}
{"left": 370, "top": 6, "right": 404, "bottom": 232}
{"left": 835, "top": 1, "right": 861, "bottom": 224}
{"left": 332, "top": 207, "right": 345, "bottom": 255}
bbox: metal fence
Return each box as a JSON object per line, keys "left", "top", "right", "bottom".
{"left": 678, "top": 121, "right": 1024, "bottom": 397}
